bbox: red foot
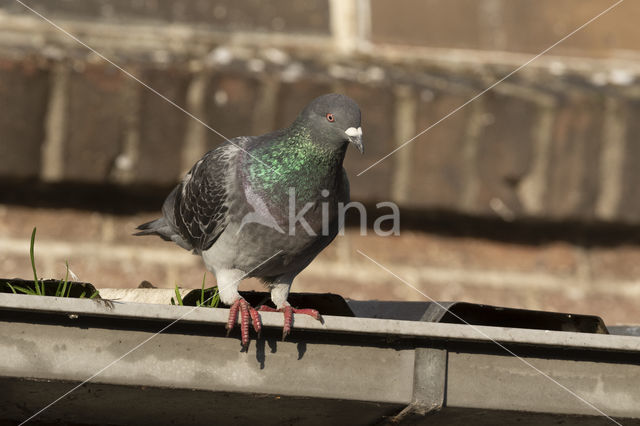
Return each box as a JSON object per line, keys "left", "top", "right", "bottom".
{"left": 226, "top": 298, "right": 262, "bottom": 348}
{"left": 259, "top": 305, "right": 323, "bottom": 340}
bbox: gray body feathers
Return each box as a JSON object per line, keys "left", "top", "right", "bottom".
{"left": 135, "top": 93, "right": 362, "bottom": 308}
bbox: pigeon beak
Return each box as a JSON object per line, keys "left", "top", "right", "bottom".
{"left": 345, "top": 127, "right": 364, "bottom": 154}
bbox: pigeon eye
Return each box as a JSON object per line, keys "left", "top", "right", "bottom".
{"left": 326, "top": 113, "right": 335, "bottom": 122}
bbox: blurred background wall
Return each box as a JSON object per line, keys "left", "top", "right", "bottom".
{"left": 0, "top": 0, "right": 638, "bottom": 324}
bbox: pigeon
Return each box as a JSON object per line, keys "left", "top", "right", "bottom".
{"left": 135, "top": 93, "right": 363, "bottom": 348}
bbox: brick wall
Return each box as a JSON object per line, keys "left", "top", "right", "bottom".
{"left": 2, "top": 205, "right": 639, "bottom": 325}
{"left": 2, "top": 0, "right": 640, "bottom": 222}
{"left": 1, "top": 1, "right": 639, "bottom": 324}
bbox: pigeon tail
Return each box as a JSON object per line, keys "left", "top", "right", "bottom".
{"left": 134, "top": 218, "right": 193, "bottom": 251}
{"left": 134, "top": 218, "right": 168, "bottom": 237}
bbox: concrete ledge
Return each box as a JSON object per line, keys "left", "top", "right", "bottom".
{"left": 98, "top": 287, "right": 188, "bottom": 304}
{"left": 1, "top": 293, "right": 638, "bottom": 353}
{"left": 1, "top": 293, "right": 639, "bottom": 425}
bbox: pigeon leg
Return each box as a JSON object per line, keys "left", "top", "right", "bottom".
{"left": 259, "top": 305, "right": 323, "bottom": 340}
{"left": 226, "top": 298, "right": 262, "bottom": 348}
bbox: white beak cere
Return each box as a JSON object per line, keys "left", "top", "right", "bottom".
{"left": 345, "top": 127, "right": 362, "bottom": 137}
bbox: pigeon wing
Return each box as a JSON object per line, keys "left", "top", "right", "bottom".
{"left": 170, "top": 142, "right": 239, "bottom": 252}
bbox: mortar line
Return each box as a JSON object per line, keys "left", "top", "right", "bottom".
{"left": 356, "top": 249, "right": 621, "bottom": 425}
{"left": 595, "top": 97, "right": 627, "bottom": 219}
{"left": 40, "top": 62, "right": 69, "bottom": 181}
{"left": 252, "top": 77, "right": 281, "bottom": 135}
{"left": 110, "top": 75, "right": 141, "bottom": 184}
{"left": 357, "top": 0, "right": 625, "bottom": 176}
{"left": 459, "top": 100, "right": 484, "bottom": 210}
{"left": 517, "top": 102, "right": 555, "bottom": 214}
{"left": 329, "top": 0, "right": 359, "bottom": 54}
{"left": 181, "top": 69, "right": 211, "bottom": 175}
{"left": 391, "top": 85, "right": 417, "bottom": 203}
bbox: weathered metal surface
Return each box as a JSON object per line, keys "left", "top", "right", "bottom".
{"left": 0, "top": 293, "right": 639, "bottom": 425}
{"left": 1, "top": 294, "right": 637, "bottom": 352}
{"left": 420, "top": 302, "right": 609, "bottom": 334}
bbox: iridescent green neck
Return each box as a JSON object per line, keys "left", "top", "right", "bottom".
{"left": 246, "top": 124, "right": 345, "bottom": 203}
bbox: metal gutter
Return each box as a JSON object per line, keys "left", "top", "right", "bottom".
{"left": 2, "top": 293, "right": 638, "bottom": 353}
{"left": 1, "top": 293, "right": 639, "bottom": 425}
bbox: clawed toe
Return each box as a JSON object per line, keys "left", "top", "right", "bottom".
{"left": 258, "top": 305, "right": 323, "bottom": 340}
{"left": 226, "top": 298, "right": 262, "bottom": 348}
{"left": 291, "top": 308, "right": 323, "bottom": 324}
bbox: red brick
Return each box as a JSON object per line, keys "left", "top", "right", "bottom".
{"left": 371, "top": 0, "right": 640, "bottom": 59}
{"left": 136, "top": 67, "right": 191, "bottom": 185}
{"left": 0, "top": 59, "right": 49, "bottom": 180}
{"left": 619, "top": 100, "right": 640, "bottom": 222}
{"left": 589, "top": 245, "right": 640, "bottom": 283}
{"left": 408, "top": 90, "right": 475, "bottom": 210}
{"left": 0, "top": 206, "right": 184, "bottom": 248}
{"left": 0, "top": 254, "right": 31, "bottom": 280}
{"left": 545, "top": 93, "right": 605, "bottom": 219}
{"left": 68, "top": 257, "right": 168, "bottom": 290}
{"left": 275, "top": 80, "right": 332, "bottom": 129}
{"left": 345, "top": 230, "right": 579, "bottom": 277}
{"left": 63, "top": 64, "right": 128, "bottom": 182}
{"left": 204, "top": 73, "right": 261, "bottom": 151}
{"left": 499, "top": 0, "right": 640, "bottom": 58}
{"left": 0, "top": 250, "right": 84, "bottom": 285}
{"left": 0, "top": 206, "right": 104, "bottom": 242}
{"left": 474, "top": 92, "right": 538, "bottom": 216}
{"left": 340, "top": 84, "right": 396, "bottom": 202}
{"left": 371, "top": 0, "right": 486, "bottom": 50}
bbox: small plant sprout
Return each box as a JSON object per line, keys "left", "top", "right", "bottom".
{"left": 30, "top": 227, "right": 44, "bottom": 296}
{"left": 54, "top": 261, "right": 72, "bottom": 298}
{"left": 171, "top": 284, "right": 184, "bottom": 306}
{"left": 197, "top": 273, "right": 220, "bottom": 308}
{"left": 5, "top": 282, "right": 21, "bottom": 294}
{"left": 200, "top": 273, "right": 206, "bottom": 306}
{"left": 8, "top": 227, "right": 46, "bottom": 296}
{"left": 170, "top": 273, "right": 220, "bottom": 307}
{"left": 5, "top": 227, "right": 99, "bottom": 299}
{"left": 5, "top": 282, "right": 39, "bottom": 295}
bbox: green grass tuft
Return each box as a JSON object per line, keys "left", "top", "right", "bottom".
{"left": 8, "top": 228, "right": 100, "bottom": 299}
{"left": 29, "top": 227, "right": 44, "bottom": 296}
{"left": 172, "top": 284, "right": 184, "bottom": 306}
{"left": 170, "top": 273, "right": 220, "bottom": 308}
{"left": 200, "top": 273, "right": 206, "bottom": 306}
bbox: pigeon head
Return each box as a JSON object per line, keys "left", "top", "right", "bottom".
{"left": 296, "top": 93, "right": 363, "bottom": 154}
